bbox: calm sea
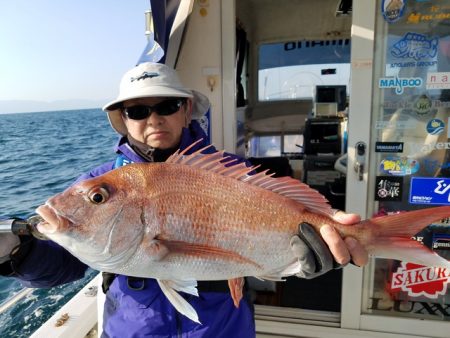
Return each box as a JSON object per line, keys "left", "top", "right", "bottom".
{"left": 0, "top": 108, "right": 118, "bottom": 337}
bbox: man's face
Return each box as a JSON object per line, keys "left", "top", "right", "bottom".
{"left": 122, "top": 97, "right": 192, "bottom": 149}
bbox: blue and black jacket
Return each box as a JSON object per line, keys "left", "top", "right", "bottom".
{"left": 2, "top": 120, "right": 255, "bottom": 338}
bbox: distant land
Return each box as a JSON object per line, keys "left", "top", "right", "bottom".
{"left": 0, "top": 99, "right": 113, "bottom": 114}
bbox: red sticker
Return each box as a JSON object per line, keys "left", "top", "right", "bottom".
{"left": 391, "top": 262, "right": 449, "bottom": 299}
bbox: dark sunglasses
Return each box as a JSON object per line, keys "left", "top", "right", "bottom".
{"left": 123, "top": 98, "right": 187, "bottom": 120}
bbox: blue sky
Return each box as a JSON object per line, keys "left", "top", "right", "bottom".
{"left": 0, "top": 1, "right": 151, "bottom": 113}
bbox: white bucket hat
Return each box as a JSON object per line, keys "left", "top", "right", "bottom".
{"left": 103, "top": 62, "right": 210, "bottom": 136}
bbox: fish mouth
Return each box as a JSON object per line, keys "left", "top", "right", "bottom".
{"left": 35, "top": 203, "right": 71, "bottom": 234}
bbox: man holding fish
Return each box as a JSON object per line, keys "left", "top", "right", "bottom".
{"left": 0, "top": 62, "right": 369, "bottom": 337}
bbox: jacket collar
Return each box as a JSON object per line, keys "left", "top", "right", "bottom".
{"left": 114, "top": 120, "right": 211, "bottom": 163}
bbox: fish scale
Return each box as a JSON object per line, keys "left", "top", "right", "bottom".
{"left": 149, "top": 177, "right": 297, "bottom": 278}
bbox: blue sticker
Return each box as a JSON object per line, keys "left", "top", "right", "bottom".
{"left": 382, "top": 0, "right": 406, "bottom": 23}
{"left": 379, "top": 156, "right": 420, "bottom": 176}
{"left": 391, "top": 33, "right": 438, "bottom": 61}
{"left": 426, "top": 118, "right": 445, "bottom": 135}
{"left": 410, "top": 177, "right": 450, "bottom": 205}
{"left": 379, "top": 77, "right": 422, "bottom": 95}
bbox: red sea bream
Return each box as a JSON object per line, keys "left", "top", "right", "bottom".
{"left": 36, "top": 142, "right": 450, "bottom": 323}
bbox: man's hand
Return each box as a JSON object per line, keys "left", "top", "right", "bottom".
{"left": 290, "top": 211, "right": 369, "bottom": 279}
{"left": 321, "top": 210, "right": 368, "bottom": 267}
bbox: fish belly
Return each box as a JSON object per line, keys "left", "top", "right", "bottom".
{"left": 119, "top": 233, "right": 296, "bottom": 281}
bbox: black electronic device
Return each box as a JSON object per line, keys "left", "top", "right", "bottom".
{"left": 303, "top": 117, "right": 342, "bottom": 155}
{"left": 315, "top": 85, "right": 347, "bottom": 111}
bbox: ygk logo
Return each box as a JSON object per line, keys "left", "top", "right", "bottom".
{"left": 130, "top": 71, "right": 159, "bottom": 82}
{"left": 391, "top": 262, "right": 449, "bottom": 299}
{"left": 379, "top": 77, "right": 423, "bottom": 95}
{"left": 391, "top": 33, "right": 438, "bottom": 61}
{"left": 413, "top": 95, "right": 433, "bottom": 116}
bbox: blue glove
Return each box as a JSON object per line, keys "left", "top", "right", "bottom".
{"left": 290, "top": 222, "right": 336, "bottom": 279}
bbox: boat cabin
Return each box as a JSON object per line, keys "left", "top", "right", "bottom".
{"left": 31, "top": 1, "right": 450, "bottom": 337}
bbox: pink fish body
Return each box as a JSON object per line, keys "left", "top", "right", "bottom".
{"left": 36, "top": 142, "right": 450, "bottom": 323}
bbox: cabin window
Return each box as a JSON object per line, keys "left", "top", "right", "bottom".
{"left": 247, "top": 134, "right": 303, "bottom": 158}
{"left": 248, "top": 135, "right": 281, "bottom": 157}
{"left": 283, "top": 134, "right": 304, "bottom": 155}
{"left": 258, "top": 39, "right": 351, "bottom": 101}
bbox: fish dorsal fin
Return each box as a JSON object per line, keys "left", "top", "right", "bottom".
{"left": 166, "top": 139, "right": 333, "bottom": 216}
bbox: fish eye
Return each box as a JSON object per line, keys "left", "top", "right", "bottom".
{"left": 88, "top": 187, "right": 109, "bottom": 205}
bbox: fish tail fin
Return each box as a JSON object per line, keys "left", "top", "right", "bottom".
{"left": 365, "top": 206, "right": 450, "bottom": 269}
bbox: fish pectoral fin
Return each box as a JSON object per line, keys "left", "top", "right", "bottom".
{"left": 157, "top": 279, "right": 201, "bottom": 324}
{"left": 228, "top": 277, "right": 245, "bottom": 308}
{"left": 159, "top": 239, "right": 261, "bottom": 268}
{"left": 144, "top": 239, "right": 170, "bottom": 261}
